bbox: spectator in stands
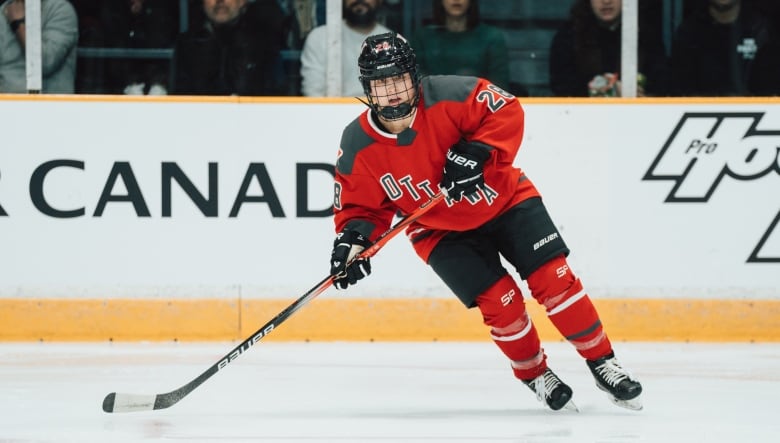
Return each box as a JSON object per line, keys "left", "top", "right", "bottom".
{"left": 171, "top": 0, "right": 286, "bottom": 96}
{"left": 669, "top": 0, "right": 780, "bottom": 96}
{"left": 70, "top": 0, "right": 105, "bottom": 93}
{"left": 279, "top": 0, "right": 324, "bottom": 50}
{"left": 300, "top": 0, "right": 391, "bottom": 97}
{"left": 750, "top": 35, "right": 780, "bottom": 96}
{"left": 381, "top": 0, "right": 403, "bottom": 32}
{"left": 100, "top": 0, "right": 178, "bottom": 95}
{"left": 410, "top": 0, "right": 510, "bottom": 93}
{"left": 0, "top": 0, "right": 78, "bottom": 93}
{"left": 549, "top": 0, "right": 668, "bottom": 97}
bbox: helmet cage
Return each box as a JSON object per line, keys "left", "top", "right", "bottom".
{"left": 358, "top": 32, "right": 421, "bottom": 121}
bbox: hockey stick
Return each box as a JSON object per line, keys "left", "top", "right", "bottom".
{"left": 102, "top": 191, "right": 445, "bottom": 413}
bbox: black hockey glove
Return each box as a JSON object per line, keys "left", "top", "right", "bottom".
{"left": 330, "top": 228, "right": 373, "bottom": 290}
{"left": 440, "top": 140, "right": 492, "bottom": 201}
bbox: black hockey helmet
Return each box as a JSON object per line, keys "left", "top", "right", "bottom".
{"left": 358, "top": 32, "right": 420, "bottom": 120}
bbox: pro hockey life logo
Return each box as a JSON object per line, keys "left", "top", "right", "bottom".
{"left": 642, "top": 112, "right": 780, "bottom": 263}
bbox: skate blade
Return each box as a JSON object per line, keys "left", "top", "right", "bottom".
{"left": 608, "top": 395, "right": 643, "bottom": 411}
{"left": 561, "top": 399, "right": 580, "bottom": 412}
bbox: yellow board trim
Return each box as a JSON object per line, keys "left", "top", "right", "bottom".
{"left": 2, "top": 298, "right": 778, "bottom": 342}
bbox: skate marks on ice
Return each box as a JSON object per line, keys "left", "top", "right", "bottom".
{"left": 0, "top": 342, "right": 778, "bottom": 442}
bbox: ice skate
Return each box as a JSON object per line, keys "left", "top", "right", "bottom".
{"left": 586, "top": 352, "right": 643, "bottom": 411}
{"left": 523, "top": 368, "right": 578, "bottom": 412}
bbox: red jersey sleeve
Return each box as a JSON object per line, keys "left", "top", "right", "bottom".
{"left": 457, "top": 78, "right": 525, "bottom": 168}
{"left": 332, "top": 115, "right": 396, "bottom": 240}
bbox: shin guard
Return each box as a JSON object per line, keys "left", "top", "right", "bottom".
{"left": 527, "top": 255, "right": 613, "bottom": 360}
{"left": 476, "top": 274, "right": 547, "bottom": 380}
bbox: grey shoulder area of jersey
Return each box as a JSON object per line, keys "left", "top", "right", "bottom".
{"left": 337, "top": 117, "right": 374, "bottom": 176}
{"left": 421, "top": 75, "right": 479, "bottom": 108}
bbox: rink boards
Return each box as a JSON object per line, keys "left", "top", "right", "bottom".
{"left": 1, "top": 95, "right": 778, "bottom": 342}
{"left": 1, "top": 297, "right": 778, "bottom": 342}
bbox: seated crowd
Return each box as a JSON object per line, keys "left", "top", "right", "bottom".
{"left": 1, "top": 0, "right": 779, "bottom": 96}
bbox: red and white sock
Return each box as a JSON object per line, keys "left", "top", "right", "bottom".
{"left": 476, "top": 274, "right": 547, "bottom": 380}
{"left": 527, "top": 255, "right": 613, "bottom": 360}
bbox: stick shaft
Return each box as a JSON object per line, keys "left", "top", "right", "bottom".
{"left": 103, "top": 192, "right": 444, "bottom": 413}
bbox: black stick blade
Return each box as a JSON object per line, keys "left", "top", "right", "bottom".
{"left": 102, "top": 393, "right": 115, "bottom": 412}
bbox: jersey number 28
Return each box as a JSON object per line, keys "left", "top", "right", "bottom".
{"left": 476, "top": 84, "right": 515, "bottom": 113}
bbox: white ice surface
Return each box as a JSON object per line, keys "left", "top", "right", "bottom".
{"left": 1, "top": 341, "right": 778, "bottom": 442}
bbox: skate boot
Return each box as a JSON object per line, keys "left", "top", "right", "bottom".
{"left": 522, "top": 368, "right": 578, "bottom": 412}
{"left": 586, "top": 352, "right": 643, "bottom": 411}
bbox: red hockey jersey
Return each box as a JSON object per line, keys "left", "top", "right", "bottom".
{"left": 334, "top": 75, "right": 541, "bottom": 262}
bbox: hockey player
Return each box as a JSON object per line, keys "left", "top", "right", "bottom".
{"left": 328, "top": 32, "right": 643, "bottom": 411}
